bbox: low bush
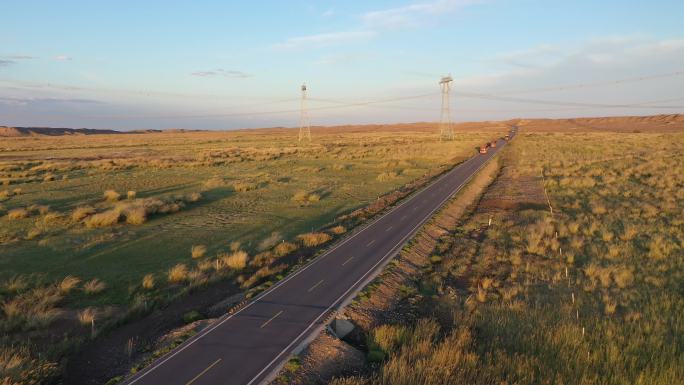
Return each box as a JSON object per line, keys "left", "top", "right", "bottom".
{"left": 297, "top": 232, "right": 332, "bottom": 247}
{"left": 141, "top": 274, "right": 155, "bottom": 290}
{"left": 7, "top": 208, "right": 29, "bottom": 220}
{"left": 221, "top": 250, "right": 248, "bottom": 270}
{"left": 103, "top": 189, "right": 120, "bottom": 202}
{"left": 191, "top": 245, "right": 207, "bottom": 259}
{"left": 183, "top": 310, "right": 204, "bottom": 324}
{"left": 72, "top": 206, "right": 97, "bottom": 221}
{"left": 167, "top": 264, "right": 188, "bottom": 283}
{"left": 83, "top": 278, "right": 107, "bottom": 295}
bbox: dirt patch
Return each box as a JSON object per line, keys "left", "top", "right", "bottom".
{"left": 478, "top": 164, "right": 547, "bottom": 212}
{"left": 276, "top": 332, "right": 367, "bottom": 385}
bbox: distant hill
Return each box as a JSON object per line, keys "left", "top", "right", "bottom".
{"left": 0, "top": 126, "right": 123, "bottom": 137}
{"left": 2, "top": 114, "right": 682, "bottom": 137}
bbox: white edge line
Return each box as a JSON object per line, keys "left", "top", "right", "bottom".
{"left": 123, "top": 144, "right": 503, "bottom": 384}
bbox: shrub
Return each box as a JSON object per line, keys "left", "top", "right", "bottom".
{"left": 186, "top": 192, "right": 202, "bottom": 202}
{"left": 83, "top": 278, "right": 107, "bottom": 295}
{"left": 72, "top": 206, "right": 96, "bottom": 221}
{"left": 103, "top": 190, "right": 121, "bottom": 202}
{"left": 233, "top": 182, "right": 258, "bottom": 192}
{"left": 84, "top": 209, "right": 121, "bottom": 228}
{"left": 297, "top": 232, "right": 332, "bottom": 247}
{"left": 191, "top": 245, "right": 207, "bottom": 259}
{"left": 307, "top": 193, "right": 321, "bottom": 202}
{"left": 292, "top": 190, "right": 309, "bottom": 202}
{"left": 274, "top": 242, "right": 298, "bottom": 257}
{"left": 613, "top": 268, "right": 635, "bottom": 288}
{"left": 58, "top": 275, "right": 81, "bottom": 294}
{"left": 142, "top": 274, "right": 155, "bottom": 290}
{"left": 77, "top": 307, "right": 96, "bottom": 325}
{"left": 127, "top": 190, "right": 137, "bottom": 200}
{"left": 430, "top": 255, "right": 443, "bottom": 264}
{"left": 369, "top": 324, "right": 408, "bottom": 354}
{"left": 7, "top": 208, "right": 29, "bottom": 220}
{"left": 183, "top": 310, "right": 204, "bottom": 324}
{"left": 4, "top": 275, "right": 28, "bottom": 293}
{"left": 124, "top": 205, "right": 147, "bottom": 225}
{"left": 168, "top": 264, "right": 188, "bottom": 283}
{"left": 367, "top": 350, "right": 386, "bottom": 363}
{"left": 222, "top": 250, "right": 248, "bottom": 270}
{"left": 330, "top": 225, "right": 346, "bottom": 234}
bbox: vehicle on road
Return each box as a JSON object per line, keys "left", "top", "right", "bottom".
{"left": 479, "top": 145, "right": 488, "bottom": 154}
{"left": 490, "top": 141, "right": 497, "bottom": 148}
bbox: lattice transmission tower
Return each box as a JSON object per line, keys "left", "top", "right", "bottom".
{"left": 298, "top": 83, "right": 311, "bottom": 142}
{"left": 439, "top": 75, "right": 454, "bottom": 140}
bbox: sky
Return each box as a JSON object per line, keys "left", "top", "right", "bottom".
{"left": 1, "top": 0, "right": 683, "bottom": 130}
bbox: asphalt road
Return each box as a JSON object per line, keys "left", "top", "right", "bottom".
{"left": 123, "top": 130, "right": 514, "bottom": 385}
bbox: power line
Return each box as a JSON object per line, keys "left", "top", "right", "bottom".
{"left": 478, "top": 70, "right": 684, "bottom": 96}
{"left": 453, "top": 91, "right": 684, "bottom": 109}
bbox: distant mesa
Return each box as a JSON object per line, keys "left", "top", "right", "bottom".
{"left": 0, "top": 126, "right": 198, "bottom": 137}
{"left": 1, "top": 114, "right": 682, "bottom": 137}
{"left": 0, "top": 126, "right": 123, "bottom": 137}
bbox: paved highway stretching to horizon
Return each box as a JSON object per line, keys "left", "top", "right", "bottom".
{"left": 123, "top": 129, "right": 515, "bottom": 385}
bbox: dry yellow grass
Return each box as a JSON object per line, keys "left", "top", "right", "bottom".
{"left": 103, "top": 189, "right": 121, "bottom": 202}
{"left": 71, "top": 205, "right": 96, "bottom": 221}
{"left": 83, "top": 278, "right": 107, "bottom": 295}
{"left": 221, "top": 250, "right": 248, "bottom": 270}
{"left": 58, "top": 275, "right": 81, "bottom": 294}
{"left": 191, "top": 244, "right": 207, "bottom": 259}
{"left": 297, "top": 232, "right": 332, "bottom": 247}
{"left": 167, "top": 264, "right": 188, "bottom": 283}
{"left": 77, "top": 307, "right": 96, "bottom": 326}
{"left": 7, "top": 208, "right": 29, "bottom": 220}
{"left": 141, "top": 274, "right": 155, "bottom": 290}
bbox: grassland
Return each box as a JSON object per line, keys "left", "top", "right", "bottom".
{"left": 0, "top": 124, "right": 508, "bottom": 383}
{"left": 326, "top": 127, "right": 684, "bottom": 385}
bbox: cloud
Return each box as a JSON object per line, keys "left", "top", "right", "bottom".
{"left": 191, "top": 69, "right": 252, "bottom": 78}
{"left": 54, "top": 55, "right": 72, "bottom": 61}
{"left": 0, "top": 96, "right": 101, "bottom": 107}
{"left": 273, "top": 1, "right": 477, "bottom": 51}
{"left": 5, "top": 55, "right": 35, "bottom": 60}
{"left": 0, "top": 55, "right": 34, "bottom": 67}
{"left": 459, "top": 35, "right": 684, "bottom": 94}
{"left": 361, "top": 0, "right": 481, "bottom": 29}
{"left": 274, "top": 30, "right": 376, "bottom": 50}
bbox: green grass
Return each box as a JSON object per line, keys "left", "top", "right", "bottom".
{"left": 0, "top": 130, "right": 496, "bottom": 306}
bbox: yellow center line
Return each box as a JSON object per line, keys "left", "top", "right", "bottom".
{"left": 260, "top": 310, "right": 283, "bottom": 328}
{"left": 307, "top": 279, "right": 325, "bottom": 292}
{"left": 341, "top": 256, "right": 354, "bottom": 266}
{"left": 186, "top": 358, "right": 222, "bottom": 385}
{"left": 366, "top": 239, "right": 375, "bottom": 247}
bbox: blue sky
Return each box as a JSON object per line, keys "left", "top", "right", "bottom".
{"left": 1, "top": 0, "right": 683, "bottom": 130}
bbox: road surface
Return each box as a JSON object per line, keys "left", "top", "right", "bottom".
{"left": 123, "top": 130, "right": 514, "bottom": 385}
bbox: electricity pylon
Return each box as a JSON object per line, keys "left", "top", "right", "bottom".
{"left": 439, "top": 75, "right": 454, "bottom": 140}
{"left": 298, "top": 83, "right": 311, "bottom": 142}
